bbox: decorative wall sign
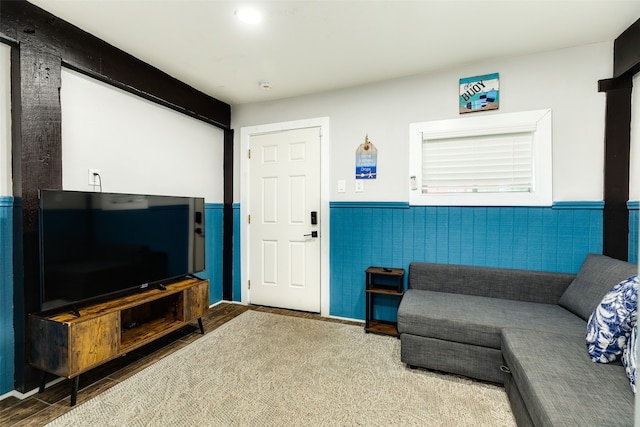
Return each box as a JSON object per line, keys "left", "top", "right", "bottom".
{"left": 355, "top": 135, "right": 377, "bottom": 179}
{"left": 459, "top": 73, "right": 499, "bottom": 114}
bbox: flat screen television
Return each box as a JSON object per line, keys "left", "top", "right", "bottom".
{"left": 38, "top": 189, "right": 205, "bottom": 313}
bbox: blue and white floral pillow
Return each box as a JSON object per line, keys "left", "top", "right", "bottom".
{"left": 586, "top": 275, "right": 638, "bottom": 363}
{"left": 622, "top": 322, "right": 637, "bottom": 393}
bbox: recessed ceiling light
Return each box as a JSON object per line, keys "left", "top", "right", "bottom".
{"left": 236, "top": 7, "right": 263, "bottom": 25}
{"left": 259, "top": 81, "right": 272, "bottom": 90}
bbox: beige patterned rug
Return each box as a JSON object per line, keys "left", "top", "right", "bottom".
{"left": 45, "top": 310, "right": 515, "bottom": 426}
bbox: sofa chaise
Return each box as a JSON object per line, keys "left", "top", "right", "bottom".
{"left": 397, "top": 253, "right": 637, "bottom": 426}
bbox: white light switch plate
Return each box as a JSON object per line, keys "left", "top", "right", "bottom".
{"left": 337, "top": 180, "right": 346, "bottom": 193}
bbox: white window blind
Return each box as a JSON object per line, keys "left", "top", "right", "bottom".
{"left": 409, "top": 109, "right": 552, "bottom": 206}
{"left": 422, "top": 132, "right": 533, "bottom": 194}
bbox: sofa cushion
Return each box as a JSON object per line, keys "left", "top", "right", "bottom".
{"left": 558, "top": 253, "right": 638, "bottom": 321}
{"left": 502, "top": 328, "right": 634, "bottom": 427}
{"left": 407, "top": 262, "right": 575, "bottom": 304}
{"left": 398, "top": 289, "right": 586, "bottom": 349}
{"left": 622, "top": 323, "right": 637, "bottom": 393}
{"left": 586, "top": 275, "right": 638, "bottom": 363}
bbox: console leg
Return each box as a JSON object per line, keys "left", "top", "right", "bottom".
{"left": 198, "top": 318, "right": 205, "bottom": 335}
{"left": 39, "top": 371, "right": 47, "bottom": 393}
{"left": 70, "top": 376, "right": 79, "bottom": 406}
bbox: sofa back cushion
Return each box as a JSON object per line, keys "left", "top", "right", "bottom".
{"left": 408, "top": 262, "right": 574, "bottom": 304}
{"left": 559, "top": 253, "right": 638, "bottom": 321}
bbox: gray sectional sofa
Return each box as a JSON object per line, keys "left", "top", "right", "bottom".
{"left": 397, "top": 253, "right": 637, "bottom": 427}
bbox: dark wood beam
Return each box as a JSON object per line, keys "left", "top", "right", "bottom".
{"left": 599, "top": 76, "right": 632, "bottom": 261}
{"left": 614, "top": 18, "right": 640, "bottom": 79}
{"left": 1, "top": 0, "right": 230, "bottom": 128}
{"left": 598, "top": 17, "right": 640, "bottom": 262}
{"left": 223, "top": 129, "right": 234, "bottom": 301}
{"left": 10, "top": 44, "right": 64, "bottom": 391}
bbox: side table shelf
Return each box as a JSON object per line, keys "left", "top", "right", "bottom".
{"left": 364, "top": 267, "right": 405, "bottom": 337}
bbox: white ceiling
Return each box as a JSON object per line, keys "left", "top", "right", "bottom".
{"left": 27, "top": 0, "right": 640, "bottom": 106}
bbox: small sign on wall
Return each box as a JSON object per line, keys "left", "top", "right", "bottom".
{"left": 356, "top": 135, "right": 377, "bottom": 179}
{"left": 459, "top": 73, "right": 499, "bottom": 114}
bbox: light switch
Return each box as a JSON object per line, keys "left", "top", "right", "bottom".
{"left": 337, "top": 180, "right": 346, "bottom": 193}
{"left": 410, "top": 176, "right": 418, "bottom": 190}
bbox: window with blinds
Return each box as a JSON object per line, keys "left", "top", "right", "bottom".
{"left": 421, "top": 131, "right": 533, "bottom": 194}
{"left": 409, "top": 109, "right": 552, "bottom": 206}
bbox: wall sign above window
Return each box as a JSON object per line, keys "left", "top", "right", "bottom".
{"left": 459, "top": 73, "right": 499, "bottom": 114}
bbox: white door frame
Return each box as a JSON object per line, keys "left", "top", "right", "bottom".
{"left": 240, "top": 117, "right": 330, "bottom": 316}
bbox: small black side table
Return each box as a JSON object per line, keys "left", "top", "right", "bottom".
{"left": 364, "top": 266, "right": 405, "bottom": 337}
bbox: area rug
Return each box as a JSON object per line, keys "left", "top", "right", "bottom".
{"left": 45, "top": 310, "right": 516, "bottom": 426}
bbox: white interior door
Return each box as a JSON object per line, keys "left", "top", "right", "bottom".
{"left": 249, "top": 127, "right": 321, "bottom": 312}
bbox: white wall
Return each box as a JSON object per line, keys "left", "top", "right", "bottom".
{"left": 630, "top": 73, "right": 640, "bottom": 201}
{"left": 0, "top": 43, "right": 11, "bottom": 197}
{"left": 631, "top": 70, "right": 639, "bottom": 427}
{"left": 61, "top": 68, "right": 224, "bottom": 202}
{"left": 232, "top": 42, "right": 615, "bottom": 203}
{"left": 632, "top": 72, "right": 639, "bottom": 427}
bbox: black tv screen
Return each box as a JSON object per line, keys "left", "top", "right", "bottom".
{"left": 38, "top": 190, "right": 205, "bottom": 312}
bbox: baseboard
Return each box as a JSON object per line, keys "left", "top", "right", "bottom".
{"left": 327, "top": 314, "right": 364, "bottom": 324}
{"left": 0, "top": 376, "right": 65, "bottom": 402}
{"left": 209, "top": 299, "right": 246, "bottom": 308}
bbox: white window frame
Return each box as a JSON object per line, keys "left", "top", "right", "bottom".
{"left": 409, "top": 109, "right": 552, "bottom": 206}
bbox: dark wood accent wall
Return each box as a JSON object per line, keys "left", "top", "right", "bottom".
{"left": 1, "top": 0, "right": 232, "bottom": 392}
{"left": 599, "top": 17, "right": 640, "bottom": 262}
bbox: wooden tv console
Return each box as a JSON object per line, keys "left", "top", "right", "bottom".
{"left": 29, "top": 277, "right": 209, "bottom": 406}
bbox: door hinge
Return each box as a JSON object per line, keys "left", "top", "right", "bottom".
{"left": 248, "top": 149, "right": 251, "bottom": 159}
{"left": 248, "top": 214, "right": 251, "bottom": 224}
{"left": 248, "top": 280, "right": 251, "bottom": 290}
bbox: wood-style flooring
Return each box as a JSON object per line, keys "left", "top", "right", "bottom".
{"left": 0, "top": 303, "right": 360, "bottom": 427}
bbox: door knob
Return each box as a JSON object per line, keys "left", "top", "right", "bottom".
{"left": 304, "top": 231, "right": 318, "bottom": 238}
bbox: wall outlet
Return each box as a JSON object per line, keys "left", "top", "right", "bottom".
{"left": 88, "top": 169, "right": 101, "bottom": 185}
{"left": 355, "top": 180, "right": 364, "bottom": 192}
